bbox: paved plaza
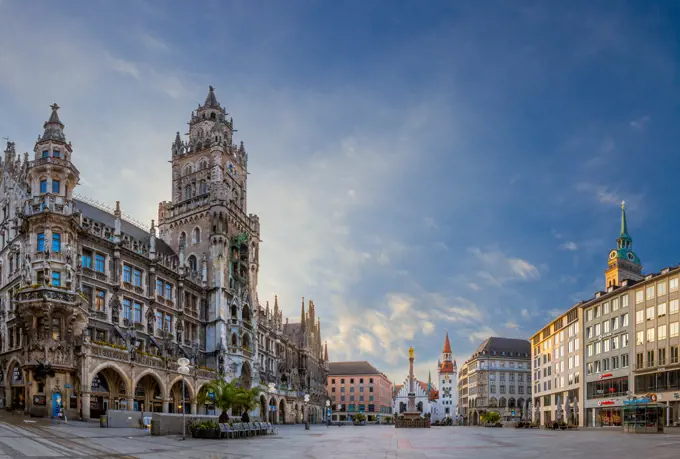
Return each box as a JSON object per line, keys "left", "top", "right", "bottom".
{"left": 0, "top": 416, "right": 680, "bottom": 458}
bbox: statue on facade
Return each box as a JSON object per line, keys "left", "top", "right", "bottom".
{"left": 409, "top": 346, "right": 414, "bottom": 359}
{"left": 22, "top": 254, "right": 32, "bottom": 286}
{"left": 65, "top": 263, "right": 74, "bottom": 285}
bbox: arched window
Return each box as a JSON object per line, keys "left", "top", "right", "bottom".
{"left": 231, "top": 333, "right": 238, "bottom": 346}
{"left": 184, "top": 185, "right": 192, "bottom": 200}
{"left": 187, "top": 255, "right": 197, "bottom": 273}
{"left": 199, "top": 180, "right": 207, "bottom": 195}
{"left": 200, "top": 160, "right": 208, "bottom": 170}
{"left": 184, "top": 164, "right": 193, "bottom": 175}
{"left": 179, "top": 232, "right": 187, "bottom": 247}
{"left": 192, "top": 227, "right": 200, "bottom": 245}
{"left": 233, "top": 188, "right": 238, "bottom": 203}
{"left": 242, "top": 305, "right": 251, "bottom": 322}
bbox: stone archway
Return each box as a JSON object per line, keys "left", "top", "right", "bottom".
{"left": 168, "top": 377, "right": 193, "bottom": 414}
{"left": 278, "top": 398, "right": 286, "bottom": 424}
{"left": 7, "top": 360, "right": 25, "bottom": 411}
{"left": 133, "top": 371, "right": 164, "bottom": 413}
{"left": 268, "top": 397, "right": 277, "bottom": 424}
{"left": 88, "top": 363, "right": 130, "bottom": 418}
{"left": 239, "top": 362, "right": 252, "bottom": 389}
{"left": 259, "top": 394, "right": 267, "bottom": 422}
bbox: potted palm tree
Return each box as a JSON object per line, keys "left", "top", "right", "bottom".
{"left": 233, "top": 385, "right": 262, "bottom": 421}
{"left": 198, "top": 379, "right": 239, "bottom": 423}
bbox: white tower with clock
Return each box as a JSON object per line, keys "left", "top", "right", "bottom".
{"left": 434, "top": 331, "right": 457, "bottom": 423}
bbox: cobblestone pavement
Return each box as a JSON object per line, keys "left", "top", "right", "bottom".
{"left": 1, "top": 415, "right": 680, "bottom": 459}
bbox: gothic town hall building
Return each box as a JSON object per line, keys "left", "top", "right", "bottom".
{"left": 0, "top": 87, "right": 329, "bottom": 423}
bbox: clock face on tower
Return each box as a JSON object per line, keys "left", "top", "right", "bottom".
{"left": 627, "top": 252, "right": 635, "bottom": 261}
{"left": 443, "top": 387, "right": 452, "bottom": 397}
{"left": 609, "top": 250, "right": 617, "bottom": 260}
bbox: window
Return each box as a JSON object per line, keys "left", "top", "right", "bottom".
{"left": 42, "top": 150, "right": 49, "bottom": 158}
{"left": 595, "top": 323, "right": 601, "bottom": 336}
{"left": 156, "top": 279, "right": 163, "bottom": 296}
{"left": 123, "top": 265, "right": 132, "bottom": 283}
{"left": 575, "top": 355, "right": 579, "bottom": 367}
{"left": 193, "top": 227, "right": 200, "bottom": 244}
{"left": 165, "top": 283, "right": 172, "bottom": 299}
{"left": 612, "top": 336, "right": 619, "bottom": 350}
{"left": 134, "top": 302, "right": 142, "bottom": 323}
{"left": 595, "top": 306, "right": 601, "bottom": 318}
{"left": 53, "top": 150, "right": 61, "bottom": 159}
{"left": 37, "top": 233, "right": 45, "bottom": 252}
{"left": 40, "top": 180, "right": 47, "bottom": 193}
{"left": 646, "top": 306, "right": 654, "bottom": 321}
{"left": 52, "top": 271, "right": 61, "bottom": 287}
{"left": 658, "top": 325, "right": 667, "bottom": 340}
{"left": 595, "top": 341, "right": 601, "bottom": 354}
{"left": 82, "top": 251, "right": 92, "bottom": 269}
{"left": 188, "top": 255, "right": 197, "bottom": 273}
{"left": 671, "top": 346, "right": 679, "bottom": 364}
{"left": 123, "top": 298, "right": 132, "bottom": 321}
{"left": 156, "top": 312, "right": 163, "bottom": 330}
{"left": 611, "top": 316, "right": 619, "bottom": 330}
{"left": 52, "top": 180, "right": 60, "bottom": 193}
{"left": 603, "top": 339, "right": 610, "bottom": 352}
{"left": 647, "top": 350, "right": 654, "bottom": 367}
{"left": 586, "top": 376, "right": 628, "bottom": 399}
{"left": 164, "top": 315, "right": 171, "bottom": 332}
{"left": 603, "top": 302, "right": 610, "bottom": 314}
{"left": 612, "top": 356, "right": 619, "bottom": 369}
{"left": 636, "top": 290, "right": 644, "bottom": 304}
{"left": 622, "top": 354, "right": 629, "bottom": 368}
{"left": 586, "top": 326, "right": 593, "bottom": 338}
{"left": 658, "top": 303, "right": 667, "bottom": 317}
{"left": 587, "top": 344, "right": 593, "bottom": 357}
{"left": 671, "top": 278, "right": 679, "bottom": 292}
{"left": 603, "top": 320, "right": 610, "bottom": 333}
{"left": 658, "top": 281, "right": 667, "bottom": 296}
{"left": 636, "top": 331, "right": 644, "bottom": 345}
{"left": 51, "top": 318, "right": 61, "bottom": 341}
{"left": 612, "top": 297, "right": 620, "bottom": 311}
{"left": 671, "top": 322, "right": 679, "bottom": 338}
{"left": 95, "top": 253, "right": 105, "bottom": 272}
{"left": 622, "top": 333, "right": 629, "bottom": 347}
{"left": 671, "top": 299, "right": 679, "bottom": 314}
{"left": 586, "top": 309, "right": 593, "bottom": 322}
{"left": 647, "top": 328, "right": 655, "bottom": 343}
{"left": 94, "top": 289, "right": 106, "bottom": 311}
{"left": 646, "top": 286, "right": 655, "bottom": 300}
{"left": 622, "top": 295, "right": 629, "bottom": 307}
{"left": 49, "top": 233, "right": 61, "bottom": 253}
{"left": 622, "top": 313, "right": 629, "bottom": 327}
{"left": 133, "top": 268, "right": 142, "bottom": 287}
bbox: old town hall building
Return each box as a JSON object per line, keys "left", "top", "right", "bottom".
{"left": 0, "top": 88, "right": 329, "bottom": 423}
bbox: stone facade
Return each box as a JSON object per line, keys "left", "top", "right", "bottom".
{"left": 0, "top": 89, "right": 329, "bottom": 423}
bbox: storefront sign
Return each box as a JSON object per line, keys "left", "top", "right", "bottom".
{"left": 598, "top": 373, "right": 613, "bottom": 380}
{"left": 598, "top": 400, "right": 615, "bottom": 406}
{"left": 33, "top": 395, "right": 46, "bottom": 406}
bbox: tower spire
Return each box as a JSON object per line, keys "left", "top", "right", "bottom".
{"left": 324, "top": 341, "right": 329, "bottom": 361}
{"left": 203, "top": 85, "right": 220, "bottom": 109}
{"left": 300, "top": 297, "right": 305, "bottom": 325}
{"left": 41, "top": 103, "right": 67, "bottom": 142}
{"left": 620, "top": 200, "right": 629, "bottom": 237}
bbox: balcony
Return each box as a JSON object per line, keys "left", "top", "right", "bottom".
{"left": 23, "top": 193, "right": 75, "bottom": 217}
{"left": 15, "top": 285, "right": 80, "bottom": 305}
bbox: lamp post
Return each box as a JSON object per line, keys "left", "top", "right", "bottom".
{"left": 267, "top": 382, "right": 276, "bottom": 424}
{"left": 325, "top": 400, "right": 330, "bottom": 427}
{"left": 178, "top": 357, "right": 191, "bottom": 440}
{"left": 304, "top": 394, "right": 310, "bottom": 430}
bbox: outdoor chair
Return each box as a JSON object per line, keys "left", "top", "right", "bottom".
{"left": 257, "top": 422, "right": 267, "bottom": 435}
{"left": 232, "top": 423, "right": 245, "bottom": 438}
{"left": 247, "top": 422, "right": 259, "bottom": 436}
{"left": 218, "top": 423, "right": 230, "bottom": 439}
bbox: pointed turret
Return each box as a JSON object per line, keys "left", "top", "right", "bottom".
{"left": 442, "top": 331, "right": 452, "bottom": 354}
{"left": 324, "top": 341, "right": 329, "bottom": 361}
{"left": 41, "top": 103, "right": 67, "bottom": 143}
{"left": 203, "top": 85, "right": 220, "bottom": 109}
{"left": 300, "top": 297, "right": 305, "bottom": 326}
{"left": 439, "top": 331, "right": 455, "bottom": 374}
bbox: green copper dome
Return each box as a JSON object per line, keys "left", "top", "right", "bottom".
{"left": 609, "top": 201, "right": 641, "bottom": 266}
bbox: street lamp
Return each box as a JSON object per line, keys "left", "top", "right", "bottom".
{"left": 325, "top": 400, "right": 330, "bottom": 428}
{"left": 267, "top": 382, "right": 276, "bottom": 424}
{"left": 178, "top": 357, "right": 191, "bottom": 440}
{"left": 304, "top": 394, "right": 310, "bottom": 430}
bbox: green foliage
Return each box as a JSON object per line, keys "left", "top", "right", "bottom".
{"left": 198, "top": 379, "right": 262, "bottom": 423}
{"left": 233, "top": 385, "right": 262, "bottom": 414}
{"left": 481, "top": 411, "right": 501, "bottom": 424}
{"left": 353, "top": 412, "right": 367, "bottom": 423}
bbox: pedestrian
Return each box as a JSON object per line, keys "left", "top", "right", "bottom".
{"left": 57, "top": 406, "right": 63, "bottom": 424}
{"left": 241, "top": 411, "right": 250, "bottom": 423}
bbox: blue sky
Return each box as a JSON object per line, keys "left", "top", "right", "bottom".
{"left": 2, "top": 0, "right": 680, "bottom": 383}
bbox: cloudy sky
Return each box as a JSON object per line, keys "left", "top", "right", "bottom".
{"left": 2, "top": 0, "right": 680, "bottom": 384}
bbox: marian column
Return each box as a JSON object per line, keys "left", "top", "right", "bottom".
{"left": 408, "top": 346, "right": 416, "bottom": 412}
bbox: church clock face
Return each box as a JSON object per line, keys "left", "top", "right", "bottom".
{"left": 627, "top": 252, "right": 635, "bottom": 261}
{"left": 609, "top": 250, "right": 617, "bottom": 260}
{"left": 443, "top": 387, "right": 451, "bottom": 397}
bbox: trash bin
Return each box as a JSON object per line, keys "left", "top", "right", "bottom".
{"left": 100, "top": 415, "right": 107, "bottom": 428}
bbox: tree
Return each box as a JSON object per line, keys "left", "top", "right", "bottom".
{"left": 233, "top": 386, "right": 262, "bottom": 415}
{"left": 198, "top": 379, "right": 239, "bottom": 423}
{"left": 482, "top": 411, "right": 501, "bottom": 425}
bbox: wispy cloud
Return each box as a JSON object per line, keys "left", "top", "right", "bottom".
{"left": 560, "top": 241, "right": 578, "bottom": 251}
{"left": 630, "top": 115, "right": 651, "bottom": 130}
{"left": 470, "top": 247, "right": 540, "bottom": 286}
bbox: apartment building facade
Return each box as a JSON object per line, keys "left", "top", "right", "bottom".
{"left": 327, "top": 361, "right": 393, "bottom": 422}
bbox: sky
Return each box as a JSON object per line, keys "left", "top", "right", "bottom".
{"left": 2, "top": 0, "right": 680, "bottom": 385}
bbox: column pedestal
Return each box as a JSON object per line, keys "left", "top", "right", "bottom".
{"left": 162, "top": 400, "right": 169, "bottom": 413}
{"left": 127, "top": 397, "right": 134, "bottom": 411}
{"left": 191, "top": 402, "right": 197, "bottom": 415}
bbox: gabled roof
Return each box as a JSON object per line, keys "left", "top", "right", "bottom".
{"left": 475, "top": 337, "right": 530, "bottom": 357}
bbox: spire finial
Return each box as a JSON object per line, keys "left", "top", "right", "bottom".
{"left": 621, "top": 200, "right": 625, "bottom": 210}
{"left": 50, "top": 103, "right": 60, "bottom": 112}
{"left": 114, "top": 200, "right": 121, "bottom": 217}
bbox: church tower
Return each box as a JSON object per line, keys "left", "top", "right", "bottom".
{"left": 604, "top": 201, "right": 643, "bottom": 288}
{"left": 435, "top": 331, "right": 457, "bottom": 422}
{"left": 157, "top": 87, "right": 261, "bottom": 384}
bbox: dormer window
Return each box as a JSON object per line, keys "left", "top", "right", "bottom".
{"left": 42, "top": 151, "right": 49, "bottom": 158}
{"left": 53, "top": 150, "right": 61, "bottom": 159}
